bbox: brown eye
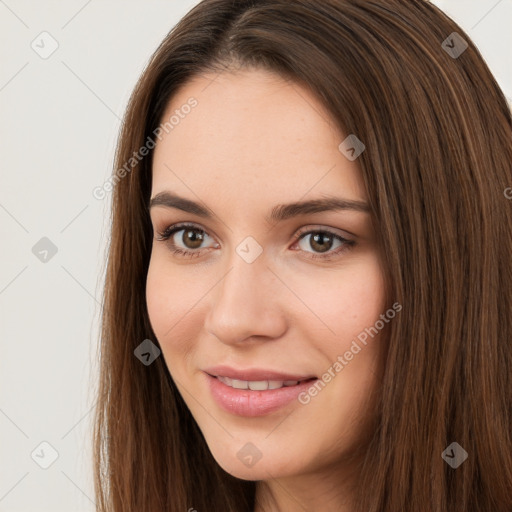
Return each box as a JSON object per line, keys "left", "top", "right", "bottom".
{"left": 308, "top": 232, "right": 334, "bottom": 253}
{"left": 294, "top": 228, "right": 355, "bottom": 261}
{"left": 298, "top": 231, "right": 339, "bottom": 254}
{"left": 155, "top": 223, "right": 218, "bottom": 258}
{"left": 181, "top": 228, "right": 205, "bottom": 249}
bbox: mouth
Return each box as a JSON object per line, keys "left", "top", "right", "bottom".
{"left": 203, "top": 364, "right": 317, "bottom": 383}
{"left": 210, "top": 374, "right": 317, "bottom": 391}
{"left": 203, "top": 368, "right": 319, "bottom": 417}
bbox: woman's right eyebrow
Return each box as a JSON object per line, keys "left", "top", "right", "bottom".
{"left": 149, "top": 191, "right": 213, "bottom": 217}
{"left": 149, "top": 191, "right": 370, "bottom": 222}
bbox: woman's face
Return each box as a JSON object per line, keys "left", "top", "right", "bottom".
{"left": 147, "top": 68, "right": 388, "bottom": 482}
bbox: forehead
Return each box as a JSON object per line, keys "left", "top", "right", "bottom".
{"left": 151, "top": 68, "right": 366, "bottom": 206}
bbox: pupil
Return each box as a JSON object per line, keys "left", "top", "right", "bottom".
{"left": 311, "top": 233, "right": 332, "bottom": 253}
{"left": 184, "top": 230, "right": 203, "bottom": 248}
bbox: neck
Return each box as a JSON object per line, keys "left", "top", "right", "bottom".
{"left": 253, "top": 458, "right": 360, "bottom": 512}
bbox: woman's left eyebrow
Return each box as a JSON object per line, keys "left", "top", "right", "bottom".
{"left": 149, "top": 191, "right": 369, "bottom": 222}
{"left": 267, "top": 196, "right": 369, "bottom": 223}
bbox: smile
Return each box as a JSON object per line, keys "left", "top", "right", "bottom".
{"left": 205, "top": 372, "right": 319, "bottom": 416}
{"left": 216, "top": 376, "right": 311, "bottom": 390}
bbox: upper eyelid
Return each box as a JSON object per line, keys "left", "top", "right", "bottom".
{"left": 294, "top": 224, "right": 353, "bottom": 239}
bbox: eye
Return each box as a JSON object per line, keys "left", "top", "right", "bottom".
{"left": 155, "top": 222, "right": 355, "bottom": 261}
{"left": 155, "top": 222, "right": 218, "bottom": 258}
{"left": 291, "top": 227, "right": 355, "bottom": 260}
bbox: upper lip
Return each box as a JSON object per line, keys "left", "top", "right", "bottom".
{"left": 203, "top": 365, "right": 317, "bottom": 382}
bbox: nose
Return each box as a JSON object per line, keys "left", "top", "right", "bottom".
{"left": 203, "top": 253, "right": 287, "bottom": 346}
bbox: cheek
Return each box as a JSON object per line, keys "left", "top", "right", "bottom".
{"left": 146, "top": 257, "right": 172, "bottom": 339}
{"left": 146, "top": 260, "right": 203, "bottom": 385}
{"left": 145, "top": 254, "right": 201, "bottom": 354}
{"left": 292, "top": 256, "right": 387, "bottom": 343}
{"left": 337, "top": 265, "right": 386, "bottom": 336}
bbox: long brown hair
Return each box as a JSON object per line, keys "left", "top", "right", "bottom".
{"left": 92, "top": 1, "right": 512, "bottom": 510}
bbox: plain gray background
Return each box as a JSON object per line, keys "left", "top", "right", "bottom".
{"left": 0, "top": 1, "right": 510, "bottom": 510}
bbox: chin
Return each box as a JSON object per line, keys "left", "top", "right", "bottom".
{"left": 206, "top": 439, "right": 300, "bottom": 481}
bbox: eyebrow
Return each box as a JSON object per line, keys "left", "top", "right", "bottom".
{"left": 149, "top": 191, "right": 370, "bottom": 223}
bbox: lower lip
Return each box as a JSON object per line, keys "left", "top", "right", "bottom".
{"left": 205, "top": 373, "right": 317, "bottom": 417}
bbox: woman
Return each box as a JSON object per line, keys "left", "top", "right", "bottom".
{"left": 93, "top": 1, "right": 512, "bottom": 511}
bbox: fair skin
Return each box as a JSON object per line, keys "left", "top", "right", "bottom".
{"left": 146, "top": 67, "right": 387, "bottom": 512}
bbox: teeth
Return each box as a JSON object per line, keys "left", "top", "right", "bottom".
{"left": 231, "top": 379, "right": 248, "bottom": 389}
{"left": 217, "top": 376, "right": 302, "bottom": 390}
{"left": 248, "top": 380, "right": 268, "bottom": 390}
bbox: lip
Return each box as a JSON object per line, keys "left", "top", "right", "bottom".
{"left": 203, "top": 365, "right": 316, "bottom": 382}
{"left": 203, "top": 371, "right": 318, "bottom": 417}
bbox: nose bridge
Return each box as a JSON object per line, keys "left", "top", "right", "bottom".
{"left": 221, "top": 256, "right": 261, "bottom": 306}
{"left": 204, "top": 247, "right": 286, "bottom": 344}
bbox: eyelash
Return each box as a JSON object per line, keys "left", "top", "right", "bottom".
{"left": 155, "top": 222, "right": 355, "bottom": 261}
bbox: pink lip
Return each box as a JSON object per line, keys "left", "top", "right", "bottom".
{"left": 203, "top": 372, "right": 318, "bottom": 417}
{"left": 203, "top": 365, "right": 316, "bottom": 382}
